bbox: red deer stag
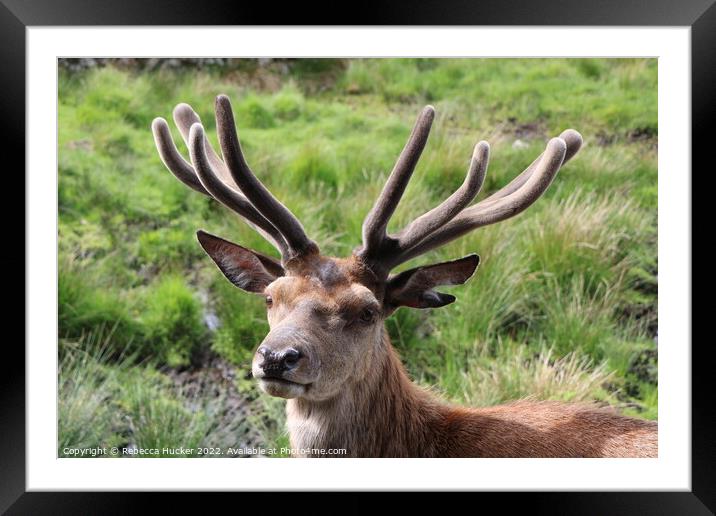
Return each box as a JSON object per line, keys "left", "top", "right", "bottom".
{"left": 152, "top": 95, "right": 657, "bottom": 457}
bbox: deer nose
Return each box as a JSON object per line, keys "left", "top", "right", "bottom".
{"left": 258, "top": 346, "right": 302, "bottom": 373}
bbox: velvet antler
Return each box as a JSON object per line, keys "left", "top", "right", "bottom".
{"left": 152, "top": 95, "right": 318, "bottom": 262}
{"left": 357, "top": 106, "right": 582, "bottom": 278}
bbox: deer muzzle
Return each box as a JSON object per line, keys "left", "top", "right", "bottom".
{"left": 251, "top": 327, "right": 316, "bottom": 399}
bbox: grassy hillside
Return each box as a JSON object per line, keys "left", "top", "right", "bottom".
{"left": 58, "top": 58, "right": 658, "bottom": 456}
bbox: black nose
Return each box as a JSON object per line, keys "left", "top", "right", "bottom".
{"left": 258, "top": 347, "right": 302, "bottom": 375}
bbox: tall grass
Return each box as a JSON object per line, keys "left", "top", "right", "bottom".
{"left": 59, "top": 335, "right": 275, "bottom": 457}
{"left": 455, "top": 343, "right": 616, "bottom": 408}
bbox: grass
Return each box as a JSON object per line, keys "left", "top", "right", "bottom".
{"left": 455, "top": 342, "right": 617, "bottom": 408}
{"left": 58, "top": 58, "right": 658, "bottom": 456}
{"left": 59, "top": 334, "right": 275, "bottom": 457}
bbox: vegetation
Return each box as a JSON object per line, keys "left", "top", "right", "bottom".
{"left": 58, "top": 58, "right": 658, "bottom": 455}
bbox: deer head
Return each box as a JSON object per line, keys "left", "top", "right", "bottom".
{"left": 152, "top": 95, "right": 582, "bottom": 402}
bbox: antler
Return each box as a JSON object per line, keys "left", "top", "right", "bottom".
{"left": 151, "top": 95, "right": 318, "bottom": 262}
{"left": 357, "top": 106, "right": 582, "bottom": 277}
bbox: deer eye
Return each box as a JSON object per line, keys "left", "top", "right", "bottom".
{"left": 265, "top": 296, "right": 273, "bottom": 308}
{"left": 359, "top": 307, "right": 375, "bottom": 324}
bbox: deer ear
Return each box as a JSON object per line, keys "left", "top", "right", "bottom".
{"left": 196, "top": 230, "right": 284, "bottom": 293}
{"left": 384, "top": 254, "right": 479, "bottom": 310}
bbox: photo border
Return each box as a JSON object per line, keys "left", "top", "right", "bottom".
{"left": 4, "top": 0, "right": 711, "bottom": 512}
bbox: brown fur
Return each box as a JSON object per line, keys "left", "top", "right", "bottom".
{"left": 241, "top": 256, "right": 660, "bottom": 458}
{"left": 287, "top": 332, "right": 657, "bottom": 458}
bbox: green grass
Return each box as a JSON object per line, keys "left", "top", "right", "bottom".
{"left": 58, "top": 58, "right": 658, "bottom": 455}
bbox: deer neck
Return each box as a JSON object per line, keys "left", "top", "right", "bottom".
{"left": 285, "top": 327, "right": 442, "bottom": 457}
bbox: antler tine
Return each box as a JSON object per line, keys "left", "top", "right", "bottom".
{"left": 476, "top": 129, "right": 583, "bottom": 208}
{"left": 186, "top": 122, "right": 290, "bottom": 256}
{"left": 172, "top": 103, "right": 238, "bottom": 189}
{"left": 152, "top": 113, "right": 289, "bottom": 256}
{"left": 396, "top": 136, "right": 569, "bottom": 265}
{"left": 390, "top": 140, "right": 490, "bottom": 261}
{"left": 214, "top": 94, "right": 318, "bottom": 258}
{"left": 152, "top": 117, "right": 211, "bottom": 195}
{"left": 360, "top": 106, "right": 435, "bottom": 259}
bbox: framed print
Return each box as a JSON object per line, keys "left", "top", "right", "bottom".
{"left": 3, "top": 0, "right": 712, "bottom": 512}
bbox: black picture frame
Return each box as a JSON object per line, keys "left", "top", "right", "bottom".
{"left": 3, "top": 0, "right": 711, "bottom": 512}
